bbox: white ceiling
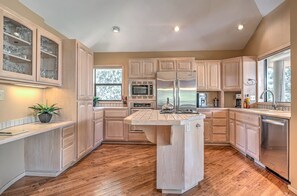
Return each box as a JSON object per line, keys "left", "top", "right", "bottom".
{"left": 19, "top": 0, "right": 285, "bottom": 52}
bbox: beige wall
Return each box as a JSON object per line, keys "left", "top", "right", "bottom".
{"left": 243, "top": 1, "right": 290, "bottom": 56}
{"left": 0, "top": 1, "right": 66, "bottom": 123}
{"left": 94, "top": 50, "right": 243, "bottom": 95}
{"left": 289, "top": 0, "right": 297, "bottom": 192}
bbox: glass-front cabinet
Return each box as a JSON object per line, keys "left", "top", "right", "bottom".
{"left": 37, "top": 28, "right": 62, "bottom": 85}
{"left": 0, "top": 10, "right": 36, "bottom": 81}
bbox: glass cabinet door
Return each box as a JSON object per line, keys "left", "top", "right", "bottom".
{"left": 0, "top": 12, "right": 36, "bottom": 81}
{"left": 37, "top": 28, "right": 62, "bottom": 86}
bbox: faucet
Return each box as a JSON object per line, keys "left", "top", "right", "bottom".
{"left": 260, "top": 90, "right": 277, "bottom": 110}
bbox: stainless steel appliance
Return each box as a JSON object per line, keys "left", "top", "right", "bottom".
{"left": 157, "top": 72, "right": 197, "bottom": 113}
{"left": 128, "top": 80, "right": 156, "bottom": 100}
{"left": 261, "top": 116, "right": 289, "bottom": 180}
{"left": 197, "top": 93, "right": 207, "bottom": 108}
{"left": 129, "top": 101, "right": 156, "bottom": 132}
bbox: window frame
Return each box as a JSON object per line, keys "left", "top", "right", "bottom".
{"left": 94, "top": 65, "right": 124, "bottom": 101}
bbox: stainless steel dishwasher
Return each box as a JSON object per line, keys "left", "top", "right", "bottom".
{"left": 261, "top": 116, "right": 289, "bottom": 180}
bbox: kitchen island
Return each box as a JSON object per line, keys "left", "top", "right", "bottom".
{"left": 124, "top": 110, "right": 205, "bottom": 194}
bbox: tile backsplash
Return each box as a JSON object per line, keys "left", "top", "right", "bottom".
{"left": 0, "top": 116, "right": 37, "bottom": 130}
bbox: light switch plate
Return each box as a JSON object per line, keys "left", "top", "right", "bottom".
{"left": 250, "top": 95, "right": 256, "bottom": 101}
{"left": 0, "top": 90, "right": 4, "bottom": 101}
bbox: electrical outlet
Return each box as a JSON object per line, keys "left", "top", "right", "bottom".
{"left": 0, "top": 90, "right": 4, "bottom": 101}
{"left": 250, "top": 95, "right": 256, "bottom": 101}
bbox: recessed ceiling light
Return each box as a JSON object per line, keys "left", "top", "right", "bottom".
{"left": 112, "top": 26, "right": 120, "bottom": 33}
{"left": 238, "top": 24, "right": 244, "bottom": 31}
{"left": 174, "top": 26, "right": 180, "bottom": 32}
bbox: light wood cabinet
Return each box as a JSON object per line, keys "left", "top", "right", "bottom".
{"left": 196, "top": 60, "right": 220, "bottom": 91}
{"left": 204, "top": 119, "right": 212, "bottom": 142}
{"left": 129, "top": 59, "right": 157, "bottom": 78}
{"left": 77, "top": 101, "right": 93, "bottom": 159}
{"left": 62, "top": 125, "right": 76, "bottom": 168}
{"left": 93, "top": 109, "right": 104, "bottom": 147}
{"left": 36, "top": 27, "right": 62, "bottom": 86}
{"left": 235, "top": 121, "right": 246, "bottom": 152}
{"left": 104, "top": 109, "right": 128, "bottom": 141}
{"left": 158, "top": 58, "right": 195, "bottom": 72}
{"left": 77, "top": 43, "right": 93, "bottom": 100}
{"left": 222, "top": 57, "right": 242, "bottom": 91}
{"left": 229, "top": 119, "right": 235, "bottom": 145}
{"left": 246, "top": 125, "right": 260, "bottom": 160}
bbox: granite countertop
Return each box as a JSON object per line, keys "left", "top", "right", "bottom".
{"left": 0, "top": 121, "right": 75, "bottom": 145}
{"left": 124, "top": 110, "right": 205, "bottom": 126}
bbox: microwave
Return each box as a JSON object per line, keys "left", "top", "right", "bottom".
{"left": 128, "top": 80, "right": 156, "bottom": 100}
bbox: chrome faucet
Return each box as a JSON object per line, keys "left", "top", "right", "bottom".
{"left": 260, "top": 90, "right": 277, "bottom": 110}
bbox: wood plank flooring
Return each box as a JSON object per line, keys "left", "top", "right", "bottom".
{"left": 3, "top": 145, "right": 295, "bottom": 196}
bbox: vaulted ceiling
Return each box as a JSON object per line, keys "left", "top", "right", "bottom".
{"left": 20, "top": 0, "right": 284, "bottom": 52}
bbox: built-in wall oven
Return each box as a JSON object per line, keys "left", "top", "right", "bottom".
{"left": 128, "top": 80, "right": 156, "bottom": 100}
{"left": 261, "top": 116, "right": 289, "bottom": 180}
{"left": 129, "top": 101, "right": 156, "bottom": 132}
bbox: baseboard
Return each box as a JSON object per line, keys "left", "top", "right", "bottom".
{"left": 25, "top": 171, "right": 59, "bottom": 177}
{"left": 288, "top": 185, "right": 297, "bottom": 194}
{"left": 0, "top": 172, "right": 25, "bottom": 195}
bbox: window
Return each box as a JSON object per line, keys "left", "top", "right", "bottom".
{"left": 259, "top": 49, "right": 291, "bottom": 102}
{"left": 94, "top": 67, "right": 122, "bottom": 101}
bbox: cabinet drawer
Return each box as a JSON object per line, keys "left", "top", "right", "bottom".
{"left": 105, "top": 109, "right": 128, "bottom": 118}
{"left": 63, "top": 135, "right": 74, "bottom": 149}
{"left": 229, "top": 111, "right": 235, "bottom": 119}
{"left": 212, "top": 134, "right": 227, "bottom": 142}
{"left": 128, "top": 131, "right": 148, "bottom": 141}
{"left": 236, "top": 112, "right": 260, "bottom": 126}
{"left": 63, "top": 125, "right": 75, "bottom": 138}
{"left": 213, "top": 111, "right": 228, "bottom": 118}
{"left": 94, "top": 110, "right": 104, "bottom": 120}
{"left": 212, "top": 119, "right": 227, "bottom": 126}
{"left": 212, "top": 126, "right": 227, "bottom": 134}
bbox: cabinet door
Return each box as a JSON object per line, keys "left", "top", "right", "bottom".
{"left": 246, "top": 125, "right": 260, "bottom": 160}
{"left": 158, "top": 59, "right": 176, "bottom": 71}
{"left": 176, "top": 59, "right": 194, "bottom": 71}
{"left": 222, "top": 57, "right": 242, "bottom": 91}
{"left": 77, "top": 102, "right": 86, "bottom": 159}
{"left": 62, "top": 125, "right": 75, "bottom": 168}
{"left": 207, "top": 61, "right": 221, "bottom": 90}
{"left": 204, "top": 119, "right": 212, "bottom": 142}
{"left": 196, "top": 61, "right": 207, "bottom": 91}
{"left": 104, "top": 119, "right": 126, "bottom": 141}
{"left": 142, "top": 59, "right": 156, "bottom": 78}
{"left": 0, "top": 11, "right": 37, "bottom": 81}
{"left": 86, "top": 52, "right": 94, "bottom": 100}
{"left": 36, "top": 28, "right": 62, "bottom": 86}
{"left": 229, "top": 120, "right": 235, "bottom": 146}
{"left": 85, "top": 102, "right": 94, "bottom": 152}
{"left": 129, "top": 60, "right": 142, "bottom": 78}
{"left": 77, "top": 45, "right": 87, "bottom": 100}
{"left": 235, "top": 121, "right": 246, "bottom": 152}
{"left": 94, "top": 119, "right": 104, "bottom": 146}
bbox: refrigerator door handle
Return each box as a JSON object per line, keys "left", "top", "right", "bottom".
{"left": 173, "top": 80, "right": 176, "bottom": 110}
{"left": 177, "top": 80, "right": 180, "bottom": 111}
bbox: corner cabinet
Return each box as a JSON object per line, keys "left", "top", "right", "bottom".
{"left": 36, "top": 28, "right": 62, "bottom": 86}
{"left": 0, "top": 8, "right": 62, "bottom": 86}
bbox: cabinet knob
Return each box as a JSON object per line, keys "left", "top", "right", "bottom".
{"left": 196, "top": 123, "right": 201, "bottom": 128}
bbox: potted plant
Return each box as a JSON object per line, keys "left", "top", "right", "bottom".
{"left": 93, "top": 96, "right": 99, "bottom": 107}
{"left": 29, "top": 104, "right": 61, "bottom": 123}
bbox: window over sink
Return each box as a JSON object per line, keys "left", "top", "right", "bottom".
{"left": 258, "top": 49, "right": 291, "bottom": 103}
{"left": 94, "top": 67, "right": 123, "bottom": 101}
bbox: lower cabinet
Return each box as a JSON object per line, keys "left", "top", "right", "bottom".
{"left": 94, "top": 119, "right": 104, "bottom": 146}
{"left": 229, "top": 119, "right": 235, "bottom": 146}
{"left": 62, "top": 125, "right": 76, "bottom": 168}
{"left": 246, "top": 125, "right": 260, "bottom": 160}
{"left": 204, "top": 119, "right": 212, "bottom": 142}
{"left": 235, "top": 121, "right": 246, "bottom": 152}
{"left": 77, "top": 101, "right": 94, "bottom": 159}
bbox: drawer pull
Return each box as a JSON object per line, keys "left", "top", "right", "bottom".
{"left": 196, "top": 123, "right": 201, "bottom": 128}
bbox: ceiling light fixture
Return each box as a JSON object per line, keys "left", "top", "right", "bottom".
{"left": 174, "top": 26, "right": 180, "bottom": 32}
{"left": 238, "top": 24, "right": 244, "bottom": 31}
{"left": 112, "top": 26, "right": 120, "bottom": 33}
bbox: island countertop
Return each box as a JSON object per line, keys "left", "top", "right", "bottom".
{"left": 124, "top": 110, "right": 205, "bottom": 126}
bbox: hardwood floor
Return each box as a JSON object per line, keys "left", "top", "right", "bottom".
{"left": 3, "top": 145, "right": 294, "bottom": 196}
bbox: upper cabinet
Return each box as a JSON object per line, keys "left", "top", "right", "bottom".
{"left": 37, "top": 28, "right": 62, "bottom": 86}
{"left": 196, "top": 60, "right": 221, "bottom": 91}
{"left": 0, "top": 8, "right": 62, "bottom": 86}
{"left": 222, "top": 57, "right": 242, "bottom": 91}
{"left": 158, "top": 58, "right": 195, "bottom": 72}
{"left": 0, "top": 10, "right": 36, "bottom": 82}
{"left": 129, "top": 58, "right": 157, "bottom": 78}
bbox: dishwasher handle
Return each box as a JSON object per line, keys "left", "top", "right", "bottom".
{"left": 262, "top": 119, "right": 285, "bottom": 126}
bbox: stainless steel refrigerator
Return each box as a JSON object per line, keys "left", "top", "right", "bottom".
{"left": 157, "top": 71, "right": 197, "bottom": 112}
